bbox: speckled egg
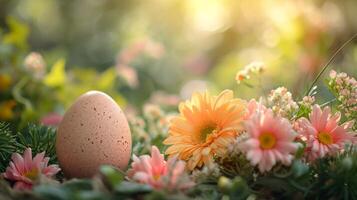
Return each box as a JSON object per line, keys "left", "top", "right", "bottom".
{"left": 56, "top": 91, "right": 131, "bottom": 178}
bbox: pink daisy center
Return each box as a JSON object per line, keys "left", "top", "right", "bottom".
{"left": 259, "top": 132, "right": 276, "bottom": 149}
{"left": 153, "top": 174, "right": 161, "bottom": 181}
{"left": 317, "top": 132, "right": 333, "bottom": 145}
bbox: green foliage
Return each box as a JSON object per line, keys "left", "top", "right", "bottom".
{"left": 186, "top": 183, "right": 221, "bottom": 200}
{"left": 305, "top": 148, "right": 357, "bottom": 199}
{"left": 99, "top": 165, "right": 124, "bottom": 189}
{"left": 36, "top": 166, "right": 152, "bottom": 200}
{"left": 130, "top": 104, "right": 174, "bottom": 155}
{"left": 218, "top": 176, "right": 251, "bottom": 200}
{"left": 0, "top": 165, "right": 154, "bottom": 200}
{"left": 248, "top": 149, "right": 357, "bottom": 199}
{"left": 252, "top": 160, "right": 310, "bottom": 199}
{"left": 2, "top": 16, "right": 29, "bottom": 51}
{"left": 15, "top": 124, "right": 57, "bottom": 163}
{"left": 294, "top": 103, "right": 312, "bottom": 119}
{"left": 0, "top": 178, "right": 14, "bottom": 200}
{"left": 33, "top": 179, "right": 107, "bottom": 200}
{"left": 56, "top": 67, "right": 126, "bottom": 109}
{"left": 326, "top": 75, "right": 357, "bottom": 130}
{"left": 0, "top": 122, "right": 17, "bottom": 171}
{"left": 217, "top": 151, "right": 255, "bottom": 182}
{"left": 0, "top": 17, "right": 127, "bottom": 127}
{"left": 200, "top": 147, "right": 357, "bottom": 199}
{"left": 0, "top": 122, "right": 57, "bottom": 173}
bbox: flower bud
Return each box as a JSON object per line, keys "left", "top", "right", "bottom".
{"left": 24, "top": 52, "right": 46, "bottom": 78}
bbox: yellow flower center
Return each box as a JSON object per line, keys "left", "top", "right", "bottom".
{"left": 259, "top": 132, "right": 276, "bottom": 149}
{"left": 317, "top": 132, "right": 333, "bottom": 145}
{"left": 153, "top": 174, "right": 161, "bottom": 181}
{"left": 199, "top": 125, "right": 216, "bottom": 142}
{"left": 24, "top": 169, "right": 39, "bottom": 181}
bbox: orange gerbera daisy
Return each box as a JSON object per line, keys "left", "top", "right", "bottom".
{"left": 163, "top": 90, "right": 246, "bottom": 170}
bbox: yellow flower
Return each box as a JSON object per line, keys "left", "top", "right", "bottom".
{"left": 163, "top": 90, "right": 246, "bottom": 170}
{"left": 0, "top": 74, "right": 12, "bottom": 92}
{"left": 0, "top": 100, "right": 17, "bottom": 120}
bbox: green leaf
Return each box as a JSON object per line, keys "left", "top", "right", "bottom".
{"left": 188, "top": 183, "right": 220, "bottom": 200}
{"left": 114, "top": 181, "right": 152, "bottom": 195}
{"left": 44, "top": 59, "right": 66, "bottom": 87}
{"left": 34, "top": 179, "right": 106, "bottom": 200}
{"left": 99, "top": 165, "right": 124, "bottom": 187}
{"left": 62, "top": 179, "right": 93, "bottom": 191}
{"left": 16, "top": 124, "right": 57, "bottom": 164}
{"left": 218, "top": 176, "right": 250, "bottom": 200}
{"left": 34, "top": 185, "right": 69, "bottom": 200}
{"left": 0, "top": 122, "right": 16, "bottom": 171}
{"left": 76, "top": 191, "right": 109, "bottom": 200}
{"left": 97, "top": 68, "right": 117, "bottom": 90}
{"left": 229, "top": 177, "right": 250, "bottom": 200}
{"left": 291, "top": 160, "right": 309, "bottom": 178}
{"left": 3, "top": 17, "right": 29, "bottom": 50}
{"left": 294, "top": 142, "right": 306, "bottom": 159}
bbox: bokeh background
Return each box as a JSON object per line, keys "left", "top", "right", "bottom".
{"left": 0, "top": 0, "right": 356, "bottom": 127}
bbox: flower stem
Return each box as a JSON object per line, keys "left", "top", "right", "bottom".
{"left": 320, "top": 98, "right": 336, "bottom": 107}
{"left": 304, "top": 33, "right": 357, "bottom": 97}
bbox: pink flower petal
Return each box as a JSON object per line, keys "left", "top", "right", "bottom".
{"left": 14, "top": 181, "right": 33, "bottom": 190}
{"left": 310, "top": 105, "right": 322, "bottom": 128}
{"left": 11, "top": 153, "right": 25, "bottom": 174}
{"left": 317, "top": 107, "right": 330, "bottom": 131}
{"left": 43, "top": 165, "right": 61, "bottom": 176}
{"left": 23, "top": 148, "right": 33, "bottom": 172}
{"left": 249, "top": 149, "right": 262, "bottom": 165}
{"left": 127, "top": 145, "right": 193, "bottom": 191}
{"left": 32, "top": 152, "right": 45, "bottom": 169}
{"left": 242, "top": 109, "right": 297, "bottom": 173}
{"left": 3, "top": 148, "right": 60, "bottom": 190}
{"left": 297, "top": 105, "right": 354, "bottom": 161}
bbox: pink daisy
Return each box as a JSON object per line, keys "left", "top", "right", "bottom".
{"left": 240, "top": 109, "right": 297, "bottom": 172}
{"left": 296, "top": 105, "right": 355, "bottom": 161}
{"left": 127, "top": 146, "right": 194, "bottom": 191}
{"left": 40, "top": 112, "right": 63, "bottom": 127}
{"left": 2, "top": 148, "right": 60, "bottom": 190}
{"left": 243, "top": 99, "right": 267, "bottom": 120}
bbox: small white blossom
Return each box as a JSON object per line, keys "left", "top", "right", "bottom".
{"left": 236, "top": 61, "right": 265, "bottom": 84}
{"left": 24, "top": 52, "right": 46, "bottom": 78}
{"left": 267, "top": 87, "right": 298, "bottom": 118}
{"left": 328, "top": 70, "right": 357, "bottom": 118}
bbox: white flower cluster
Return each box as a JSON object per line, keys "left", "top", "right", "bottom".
{"left": 143, "top": 103, "right": 176, "bottom": 137}
{"left": 235, "top": 61, "right": 265, "bottom": 84}
{"left": 299, "top": 95, "right": 315, "bottom": 109}
{"left": 328, "top": 70, "right": 357, "bottom": 118}
{"left": 191, "top": 162, "right": 221, "bottom": 183}
{"left": 267, "top": 87, "right": 298, "bottom": 118}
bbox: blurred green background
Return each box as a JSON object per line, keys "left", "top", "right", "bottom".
{"left": 0, "top": 0, "right": 356, "bottom": 127}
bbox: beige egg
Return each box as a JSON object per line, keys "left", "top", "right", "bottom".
{"left": 56, "top": 91, "right": 131, "bottom": 178}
